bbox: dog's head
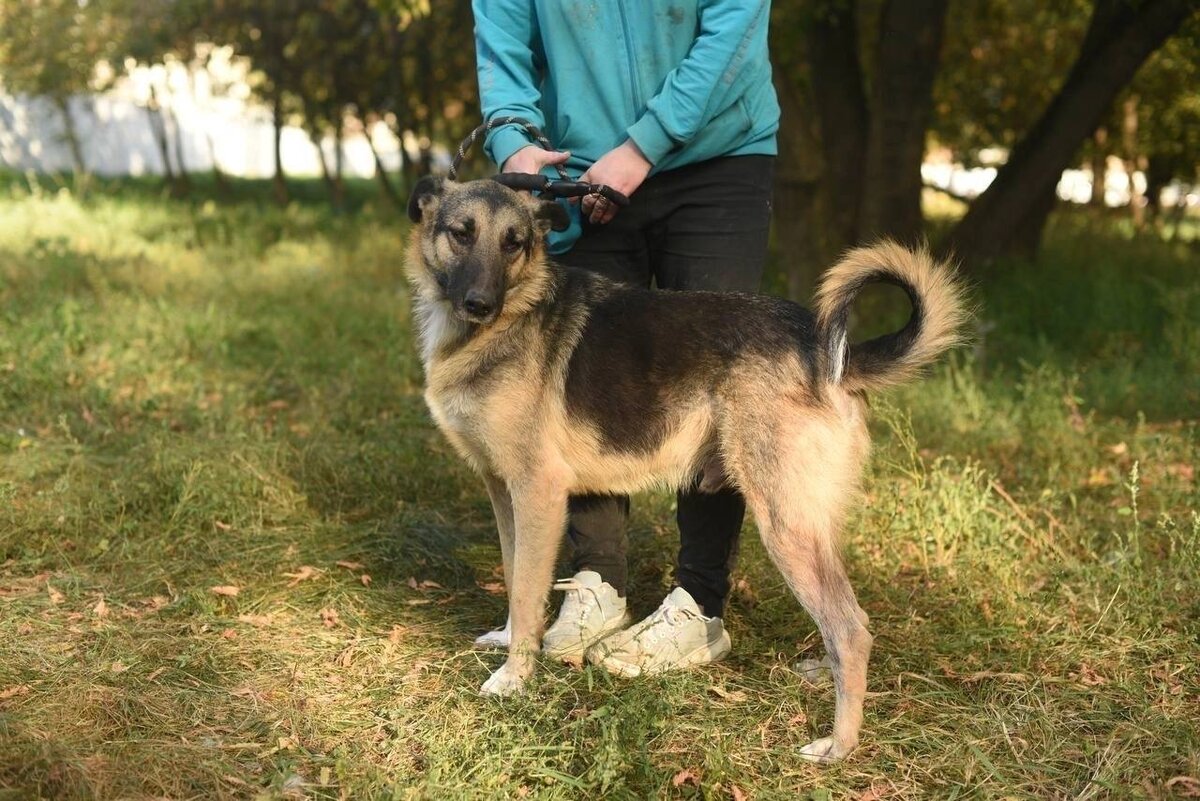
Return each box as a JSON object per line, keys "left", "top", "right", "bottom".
{"left": 406, "top": 177, "right": 570, "bottom": 324}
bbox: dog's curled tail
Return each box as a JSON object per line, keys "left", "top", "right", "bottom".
{"left": 814, "top": 241, "right": 967, "bottom": 393}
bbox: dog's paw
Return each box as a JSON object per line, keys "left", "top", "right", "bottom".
{"left": 794, "top": 656, "right": 833, "bottom": 687}
{"left": 480, "top": 662, "right": 528, "bottom": 696}
{"left": 473, "top": 620, "right": 511, "bottom": 650}
{"left": 798, "top": 736, "right": 852, "bottom": 764}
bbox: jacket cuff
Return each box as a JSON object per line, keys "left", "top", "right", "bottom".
{"left": 626, "top": 112, "right": 676, "bottom": 165}
{"left": 486, "top": 125, "right": 535, "bottom": 170}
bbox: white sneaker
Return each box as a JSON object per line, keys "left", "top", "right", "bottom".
{"left": 586, "top": 587, "right": 731, "bottom": 677}
{"left": 473, "top": 616, "right": 510, "bottom": 650}
{"left": 542, "top": 570, "right": 630, "bottom": 663}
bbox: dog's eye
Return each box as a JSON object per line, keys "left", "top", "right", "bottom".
{"left": 502, "top": 235, "right": 524, "bottom": 254}
{"left": 449, "top": 226, "right": 472, "bottom": 245}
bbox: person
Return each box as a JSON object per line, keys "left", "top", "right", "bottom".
{"left": 472, "top": 0, "right": 779, "bottom": 676}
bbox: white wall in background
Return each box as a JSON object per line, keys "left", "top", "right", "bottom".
{"left": 0, "top": 55, "right": 409, "bottom": 179}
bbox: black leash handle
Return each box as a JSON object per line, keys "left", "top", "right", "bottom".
{"left": 449, "top": 116, "right": 630, "bottom": 207}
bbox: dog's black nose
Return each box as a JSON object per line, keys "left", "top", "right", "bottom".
{"left": 463, "top": 291, "right": 494, "bottom": 319}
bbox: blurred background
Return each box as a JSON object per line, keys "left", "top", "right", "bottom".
{"left": 1, "top": 2, "right": 1198, "bottom": 798}
{"left": 0, "top": 0, "right": 1196, "bottom": 280}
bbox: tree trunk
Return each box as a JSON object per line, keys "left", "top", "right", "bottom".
{"left": 311, "top": 126, "right": 336, "bottom": 201}
{"left": 186, "top": 68, "right": 229, "bottom": 198}
{"left": 333, "top": 116, "right": 346, "bottom": 211}
{"left": 145, "top": 86, "right": 177, "bottom": 187}
{"left": 272, "top": 88, "right": 290, "bottom": 206}
{"left": 1089, "top": 126, "right": 1109, "bottom": 207}
{"left": 942, "top": 0, "right": 1193, "bottom": 266}
{"left": 772, "top": 72, "right": 829, "bottom": 301}
{"left": 366, "top": 124, "right": 399, "bottom": 206}
{"left": 165, "top": 102, "right": 192, "bottom": 198}
{"left": 805, "top": 0, "right": 869, "bottom": 252}
{"left": 55, "top": 96, "right": 87, "bottom": 181}
{"left": 858, "top": 0, "right": 949, "bottom": 244}
{"left": 1120, "top": 94, "right": 1145, "bottom": 229}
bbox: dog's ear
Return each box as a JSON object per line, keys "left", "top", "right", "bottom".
{"left": 407, "top": 176, "right": 445, "bottom": 224}
{"left": 533, "top": 199, "right": 570, "bottom": 236}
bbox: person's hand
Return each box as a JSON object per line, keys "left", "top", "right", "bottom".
{"left": 578, "top": 140, "right": 651, "bottom": 224}
{"left": 502, "top": 145, "right": 570, "bottom": 175}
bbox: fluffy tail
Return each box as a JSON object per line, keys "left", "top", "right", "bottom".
{"left": 814, "top": 241, "right": 967, "bottom": 393}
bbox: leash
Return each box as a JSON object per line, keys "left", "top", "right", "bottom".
{"left": 449, "top": 116, "right": 631, "bottom": 208}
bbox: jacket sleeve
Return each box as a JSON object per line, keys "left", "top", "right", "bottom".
{"left": 626, "top": 0, "right": 769, "bottom": 165}
{"left": 474, "top": 0, "right": 546, "bottom": 169}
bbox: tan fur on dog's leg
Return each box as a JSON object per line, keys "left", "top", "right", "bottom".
{"left": 476, "top": 473, "right": 516, "bottom": 649}
{"left": 480, "top": 477, "right": 568, "bottom": 696}
{"left": 729, "top": 406, "right": 872, "bottom": 762}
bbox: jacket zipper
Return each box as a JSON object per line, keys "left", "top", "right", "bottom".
{"left": 615, "top": 0, "right": 644, "bottom": 110}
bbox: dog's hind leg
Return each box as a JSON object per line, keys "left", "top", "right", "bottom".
{"left": 480, "top": 475, "right": 568, "bottom": 696}
{"left": 475, "top": 473, "right": 515, "bottom": 649}
{"left": 730, "top": 414, "right": 872, "bottom": 763}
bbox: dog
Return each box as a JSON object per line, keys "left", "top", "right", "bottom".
{"left": 404, "top": 176, "right": 966, "bottom": 763}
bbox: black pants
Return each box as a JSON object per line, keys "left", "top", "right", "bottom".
{"left": 557, "top": 154, "right": 774, "bottom": 618}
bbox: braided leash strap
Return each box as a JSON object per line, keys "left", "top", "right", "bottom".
{"left": 449, "top": 116, "right": 571, "bottom": 180}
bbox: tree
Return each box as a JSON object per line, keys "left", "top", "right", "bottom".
{"left": 0, "top": 0, "right": 115, "bottom": 186}
{"left": 942, "top": 0, "right": 1198, "bottom": 264}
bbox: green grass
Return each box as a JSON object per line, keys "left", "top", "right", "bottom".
{"left": 0, "top": 176, "right": 1197, "bottom": 800}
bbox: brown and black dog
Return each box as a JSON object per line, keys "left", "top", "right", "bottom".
{"left": 405, "top": 176, "right": 966, "bottom": 762}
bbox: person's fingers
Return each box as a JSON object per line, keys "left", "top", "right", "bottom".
{"left": 542, "top": 150, "right": 571, "bottom": 165}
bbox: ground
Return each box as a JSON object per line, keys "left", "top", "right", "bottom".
{"left": 0, "top": 176, "right": 1197, "bottom": 800}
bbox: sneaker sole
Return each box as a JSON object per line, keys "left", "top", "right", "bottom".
{"left": 543, "top": 612, "right": 632, "bottom": 662}
{"left": 591, "top": 630, "right": 732, "bottom": 678}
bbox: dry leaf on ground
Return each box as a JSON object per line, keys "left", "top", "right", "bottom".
{"left": 211, "top": 585, "right": 240, "bottom": 597}
{"left": 283, "top": 566, "right": 321, "bottom": 587}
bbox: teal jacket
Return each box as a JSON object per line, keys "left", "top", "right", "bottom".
{"left": 473, "top": 0, "right": 779, "bottom": 252}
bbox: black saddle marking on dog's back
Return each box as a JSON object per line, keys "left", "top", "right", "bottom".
{"left": 563, "top": 277, "right": 819, "bottom": 454}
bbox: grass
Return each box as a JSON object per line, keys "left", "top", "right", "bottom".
{"left": 0, "top": 175, "right": 1197, "bottom": 800}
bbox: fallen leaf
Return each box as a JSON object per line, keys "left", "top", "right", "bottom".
{"left": 1108, "top": 442, "right": 1128, "bottom": 456}
{"left": 146, "top": 667, "right": 166, "bottom": 682}
{"left": 407, "top": 577, "right": 419, "bottom": 590}
{"left": 0, "top": 685, "right": 31, "bottom": 701}
{"left": 708, "top": 685, "right": 748, "bottom": 702}
{"left": 237, "top": 613, "right": 274, "bottom": 627}
{"left": 732, "top": 577, "right": 758, "bottom": 609}
{"left": 283, "top": 566, "right": 321, "bottom": 587}
{"left": 214, "top": 520, "right": 232, "bottom": 531}
{"left": 672, "top": 768, "right": 700, "bottom": 788}
{"left": 319, "top": 607, "right": 340, "bottom": 628}
{"left": 405, "top": 599, "right": 431, "bottom": 606}
{"left": 211, "top": 585, "right": 240, "bottom": 597}
{"left": 221, "top": 628, "right": 238, "bottom": 639}
{"left": 1075, "top": 663, "right": 1107, "bottom": 686}
{"left": 1085, "top": 468, "right": 1112, "bottom": 487}
{"left": 47, "top": 584, "right": 65, "bottom": 604}
{"left": 731, "top": 785, "right": 748, "bottom": 801}
{"left": 478, "top": 581, "right": 505, "bottom": 595}
{"left": 337, "top": 647, "right": 353, "bottom": 668}
{"left": 388, "top": 625, "right": 406, "bottom": 643}
{"left": 787, "top": 711, "right": 808, "bottom": 726}
{"left": 360, "top": 574, "right": 372, "bottom": 587}
{"left": 92, "top": 597, "right": 109, "bottom": 618}
{"left": 111, "top": 661, "right": 128, "bottom": 673}
{"left": 1166, "top": 776, "right": 1200, "bottom": 797}
{"left": 336, "top": 560, "right": 365, "bottom": 571}
{"left": 17, "top": 622, "right": 33, "bottom": 635}
{"left": 419, "top": 580, "right": 442, "bottom": 589}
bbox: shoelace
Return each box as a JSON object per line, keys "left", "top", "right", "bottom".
{"left": 636, "top": 602, "right": 700, "bottom": 646}
{"left": 551, "top": 578, "right": 598, "bottom": 626}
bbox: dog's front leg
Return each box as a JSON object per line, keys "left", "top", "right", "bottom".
{"left": 474, "top": 473, "right": 515, "bottom": 649}
{"left": 480, "top": 478, "right": 567, "bottom": 696}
